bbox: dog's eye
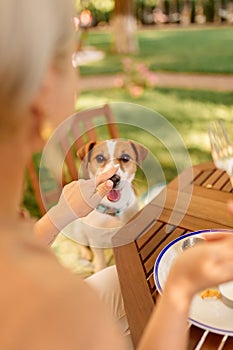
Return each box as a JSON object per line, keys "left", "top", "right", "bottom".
{"left": 120, "top": 154, "right": 131, "bottom": 163}
{"left": 95, "top": 154, "right": 106, "bottom": 163}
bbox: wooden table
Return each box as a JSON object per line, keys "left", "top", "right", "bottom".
{"left": 113, "top": 162, "right": 233, "bottom": 349}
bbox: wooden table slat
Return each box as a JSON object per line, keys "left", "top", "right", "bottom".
{"left": 147, "top": 272, "right": 156, "bottom": 292}
{"left": 222, "top": 180, "right": 233, "bottom": 193}
{"left": 143, "top": 226, "right": 187, "bottom": 276}
{"left": 212, "top": 172, "right": 230, "bottom": 190}
{"left": 194, "top": 169, "right": 214, "bottom": 186}
{"left": 140, "top": 225, "right": 185, "bottom": 263}
{"left": 136, "top": 221, "right": 164, "bottom": 249}
{"left": 139, "top": 223, "right": 170, "bottom": 261}
{"left": 201, "top": 169, "right": 225, "bottom": 188}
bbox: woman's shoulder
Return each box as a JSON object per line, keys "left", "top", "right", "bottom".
{"left": 0, "top": 223, "right": 104, "bottom": 313}
{"left": 0, "top": 223, "right": 79, "bottom": 294}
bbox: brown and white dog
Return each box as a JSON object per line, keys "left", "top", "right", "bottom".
{"left": 64, "top": 139, "right": 148, "bottom": 272}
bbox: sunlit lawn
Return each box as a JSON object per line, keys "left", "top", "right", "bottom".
{"left": 76, "top": 86, "right": 233, "bottom": 176}
{"left": 80, "top": 26, "right": 233, "bottom": 75}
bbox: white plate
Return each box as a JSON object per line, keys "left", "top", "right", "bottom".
{"left": 154, "top": 229, "right": 233, "bottom": 336}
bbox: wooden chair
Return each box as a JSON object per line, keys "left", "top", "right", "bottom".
{"left": 27, "top": 104, "right": 119, "bottom": 216}
{"left": 113, "top": 162, "right": 233, "bottom": 349}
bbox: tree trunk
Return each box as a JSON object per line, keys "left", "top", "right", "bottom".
{"left": 111, "top": 0, "right": 138, "bottom": 54}
{"left": 190, "top": 0, "right": 196, "bottom": 23}
{"left": 204, "top": 0, "right": 215, "bottom": 22}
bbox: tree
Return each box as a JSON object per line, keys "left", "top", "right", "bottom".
{"left": 111, "top": 0, "right": 138, "bottom": 53}
{"left": 204, "top": 0, "right": 215, "bottom": 22}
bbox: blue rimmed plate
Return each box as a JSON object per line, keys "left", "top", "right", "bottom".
{"left": 154, "top": 229, "right": 233, "bottom": 336}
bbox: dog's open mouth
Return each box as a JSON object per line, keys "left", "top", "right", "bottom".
{"left": 107, "top": 189, "right": 121, "bottom": 202}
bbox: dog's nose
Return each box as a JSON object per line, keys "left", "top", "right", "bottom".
{"left": 109, "top": 174, "right": 121, "bottom": 188}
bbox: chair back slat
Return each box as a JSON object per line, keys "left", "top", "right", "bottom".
{"left": 83, "top": 120, "right": 98, "bottom": 141}
{"left": 59, "top": 134, "right": 79, "bottom": 183}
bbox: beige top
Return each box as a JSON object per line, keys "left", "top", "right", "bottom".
{"left": 0, "top": 223, "right": 125, "bottom": 350}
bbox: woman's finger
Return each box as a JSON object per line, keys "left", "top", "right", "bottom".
{"left": 90, "top": 180, "right": 114, "bottom": 208}
{"left": 227, "top": 200, "right": 233, "bottom": 217}
{"left": 97, "top": 180, "right": 113, "bottom": 198}
{"left": 95, "top": 165, "right": 119, "bottom": 186}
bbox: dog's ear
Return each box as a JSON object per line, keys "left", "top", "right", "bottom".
{"left": 77, "top": 141, "right": 96, "bottom": 161}
{"left": 77, "top": 141, "right": 96, "bottom": 178}
{"left": 130, "top": 141, "right": 148, "bottom": 166}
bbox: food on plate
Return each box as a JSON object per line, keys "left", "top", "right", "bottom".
{"left": 199, "top": 288, "right": 221, "bottom": 299}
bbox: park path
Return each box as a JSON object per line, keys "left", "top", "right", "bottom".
{"left": 79, "top": 72, "right": 233, "bottom": 92}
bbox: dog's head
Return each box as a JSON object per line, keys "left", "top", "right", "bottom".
{"left": 78, "top": 139, "right": 148, "bottom": 205}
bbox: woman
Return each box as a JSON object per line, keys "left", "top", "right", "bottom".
{"left": 0, "top": 1, "right": 124, "bottom": 349}
{"left": 1, "top": 1, "right": 233, "bottom": 349}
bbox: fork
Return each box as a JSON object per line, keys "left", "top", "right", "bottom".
{"left": 208, "top": 119, "right": 233, "bottom": 187}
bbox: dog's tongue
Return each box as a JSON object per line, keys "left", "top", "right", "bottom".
{"left": 107, "top": 189, "right": 121, "bottom": 202}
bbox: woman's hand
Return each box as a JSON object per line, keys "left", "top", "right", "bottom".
{"left": 228, "top": 200, "right": 233, "bottom": 217}
{"left": 47, "top": 166, "right": 118, "bottom": 231}
{"left": 166, "top": 234, "right": 233, "bottom": 301}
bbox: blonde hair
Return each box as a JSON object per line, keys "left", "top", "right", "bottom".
{"left": 0, "top": 0, "right": 74, "bottom": 129}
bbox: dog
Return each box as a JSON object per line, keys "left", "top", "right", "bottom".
{"left": 64, "top": 138, "right": 148, "bottom": 272}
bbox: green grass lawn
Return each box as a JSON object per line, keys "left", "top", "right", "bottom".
{"left": 76, "top": 86, "right": 233, "bottom": 179}
{"left": 79, "top": 26, "right": 233, "bottom": 75}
